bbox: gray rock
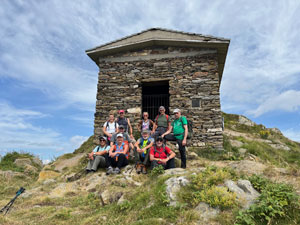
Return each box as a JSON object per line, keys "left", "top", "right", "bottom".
{"left": 194, "top": 202, "right": 220, "bottom": 222}
{"left": 165, "top": 176, "right": 190, "bottom": 206}
{"left": 270, "top": 144, "right": 290, "bottom": 151}
{"left": 230, "top": 140, "right": 243, "bottom": 148}
{"left": 238, "top": 148, "right": 247, "bottom": 155}
{"left": 43, "top": 179, "right": 56, "bottom": 185}
{"left": 14, "top": 158, "right": 32, "bottom": 167}
{"left": 0, "top": 170, "right": 24, "bottom": 179}
{"left": 225, "top": 179, "right": 259, "bottom": 209}
{"left": 238, "top": 115, "right": 255, "bottom": 127}
{"left": 32, "top": 157, "right": 43, "bottom": 167}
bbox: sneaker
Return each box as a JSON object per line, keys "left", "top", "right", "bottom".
{"left": 136, "top": 163, "right": 142, "bottom": 174}
{"left": 113, "top": 167, "right": 121, "bottom": 174}
{"left": 141, "top": 165, "right": 147, "bottom": 174}
{"left": 106, "top": 166, "right": 113, "bottom": 175}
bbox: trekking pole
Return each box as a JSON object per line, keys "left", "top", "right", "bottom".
{"left": 0, "top": 187, "right": 25, "bottom": 215}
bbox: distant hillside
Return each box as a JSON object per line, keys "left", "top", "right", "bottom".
{"left": 0, "top": 113, "right": 299, "bottom": 225}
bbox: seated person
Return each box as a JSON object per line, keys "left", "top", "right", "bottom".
{"left": 103, "top": 114, "right": 119, "bottom": 144}
{"left": 110, "top": 125, "right": 134, "bottom": 151}
{"left": 106, "top": 133, "right": 129, "bottom": 175}
{"left": 137, "top": 112, "right": 154, "bottom": 134}
{"left": 133, "top": 129, "right": 154, "bottom": 174}
{"left": 86, "top": 136, "right": 110, "bottom": 173}
{"left": 149, "top": 136, "right": 176, "bottom": 170}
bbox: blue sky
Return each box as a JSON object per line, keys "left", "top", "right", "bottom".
{"left": 1, "top": 0, "right": 300, "bottom": 163}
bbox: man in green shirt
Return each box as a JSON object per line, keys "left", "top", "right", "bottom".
{"left": 162, "top": 108, "right": 188, "bottom": 168}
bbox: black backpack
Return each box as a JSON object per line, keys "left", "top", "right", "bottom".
{"left": 179, "top": 116, "right": 193, "bottom": 139}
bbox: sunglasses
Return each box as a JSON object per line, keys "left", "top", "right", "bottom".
{"left": 100, "top": 139, "right": 106, "bottom": 142}
{"left": 119, "top": 112, "right": 124, "bottom": 114}
{"left": 156, "top": 139, "right": 163, "bottom": 142}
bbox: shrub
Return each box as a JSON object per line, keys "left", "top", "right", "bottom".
{"left": 149, "top": 165, "right": 165, "bottom": 177}
{"left": 259, "top": 130, "right": 270, "bottom": 139}
{"left": 235, "top": 175, "right": 300, "bottom": 225}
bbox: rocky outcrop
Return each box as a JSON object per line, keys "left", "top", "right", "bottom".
{"left": 225, "top": 179, "right": 260, "bottom": 209}
{"left": 165, "top": 176, "right": 190, "bottom": 206}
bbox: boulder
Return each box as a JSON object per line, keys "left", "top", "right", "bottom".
{"left": 225, "top": 179, "right": 259, "bottom": 209}
{"left": 229, "top": 160, "right": 266, "bottom": 175}
{"left": 165, "top": 176, "right": 190, "bottom": 206}
{"left": 14, "top": 158, "right": 32, "bottom": 167}
{"left": 194, "top": 202, "right": 220, "bottom": 222}
{"left": 32, "top": 157, "right": 43, "bottom": 167}
{"left": 24, "top": 164, "right": 38, "bottom": 174}
{"left": 38, "top": 170, "right": 60, "bottom": 181}
{"left": 0, "top": 170, "right": 24, "bottom": 179}
{"left": 238, "top": 115, "right": 255, "bottom": 127}
{"left": 230, "top": 140, "right": 243, "bottom": 148}
{"left": 49, "top": 182, "right": 79, "bottom": 197}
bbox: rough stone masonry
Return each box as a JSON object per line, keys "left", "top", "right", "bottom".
{"left": 86, "top": 28, "right": 230, "bottom": 150}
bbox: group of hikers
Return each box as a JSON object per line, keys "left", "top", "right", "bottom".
{"left": 86, "top": 106, "right": 189, "bottom": 175}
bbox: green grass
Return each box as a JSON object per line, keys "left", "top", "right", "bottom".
{"left": 0, "top": 151, "right": 36, "bottom": 172}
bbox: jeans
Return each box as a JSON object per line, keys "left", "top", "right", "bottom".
{"left": 164, "top": 134, "right": 186, "bottom": 168}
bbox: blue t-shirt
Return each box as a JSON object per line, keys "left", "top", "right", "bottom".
{"left": 92, "top": 145, "right": 110, "bottom": 153}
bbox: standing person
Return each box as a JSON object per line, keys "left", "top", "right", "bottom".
{"left": 106, "top": 134, "right": 129, "bottom": 175}
{"left": 153, "top": 106, "right": 171, "bottom": 140}
{"left": 103, "top": 114, "right": 119, "bottom": 144}
{"left": 86, "top": 136, "right": 110, "bottom": 173}
{"left": 134, "top": 129, "right": 154, "bottom": 174}
{"left": 137, "top": 112, "right": 154, "bottom": 134}
{"left": 162, "top": 108, "right": 188, "bottom": 168}
{"left": 149, "top": 136, "right": 176, "bottom": 170}
{"left": 116, "top": 109, "right": 134, "bottom": 139}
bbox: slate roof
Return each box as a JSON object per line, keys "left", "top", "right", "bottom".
{"left": 86, "top": 28, "right": 230, "bottom": 82}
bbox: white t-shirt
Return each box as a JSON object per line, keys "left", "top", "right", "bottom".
{"left": 103, "top": 121, "right": 119, "bottom": 134}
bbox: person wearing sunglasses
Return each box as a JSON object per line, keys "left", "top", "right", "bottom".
{"left": 161, "top": 108, "right": 188, "bottom": 169}
{"left": 137, "top": 112, "right": 154, "bottom": 135}
{"left": 86, "top": 136, "right": 110, "bottom": 173}
{"left": 116, "top": 109, "right": 134, "bottom": 140}
{"left": 149, "top": 136, "right": 175, "bottom": 170}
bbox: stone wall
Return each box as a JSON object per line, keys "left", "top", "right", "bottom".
{"left": 94, "top": 46, "right": 223, "bottom": 149}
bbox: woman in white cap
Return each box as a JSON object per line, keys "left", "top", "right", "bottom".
{"left": 106, "top": 133, "right": 129, "bottom": 174}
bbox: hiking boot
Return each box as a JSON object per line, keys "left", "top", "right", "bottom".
{"left": 136, "top": 163, "right": 142, "bottom": 174}
{"left": 106, "top": 166, "right": 113, "bottom": 175}
{"left": 113, "top": 167, "right": 121, "bottom": 174}
{"left": 141, "top": 165, "right": 147, "bottom": 174}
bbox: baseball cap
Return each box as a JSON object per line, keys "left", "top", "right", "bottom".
{"left": 156, "top": 136, "right": 164, "bottom": 142}
{"left": 99, "top": 136, "right": 107, "bottom": 141}
{"left": 141, "top": 129, "right": 150, "bottom": 134}
{"left": 119, "top": 109, "right": 125, "bottom": 113}
{"left": 119, "top": 125, "right": 125, "bottom": 129}
{"left": 116, "top": 133, "right": 123, "bottom": 138}
{"left": 173, "top": 108, "right": 181, "bottom": 113}
{"left": 159, "top": 106, "right": 165, "bottom": 110}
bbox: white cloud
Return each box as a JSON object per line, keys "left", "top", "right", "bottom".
{"left": 70, "top": 135, "right": 89, "bottom": 149}
{"left": 248, "top": 90, "right": 300, "bottom": 117}
{"left": 282, "top": 128, "right": 300, "bottom": 143}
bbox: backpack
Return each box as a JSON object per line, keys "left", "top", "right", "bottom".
{"left": 179, "top": 116, "right": 193, "bottom": 139}
{"left": 155, "top": 115, "right": 169, "bottom": 125}
{"left": 106, "top": 121, "right": 117, "bottom": 130}
{"left": 153, "top": 145, "right": 168, "bottom": 159}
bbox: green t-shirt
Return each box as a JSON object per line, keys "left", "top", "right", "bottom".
{"left": 156, "top": 114, "right": 169, "bottom": 128}
{"left": 172, "top": 116, "right": 188, "bottom": 140}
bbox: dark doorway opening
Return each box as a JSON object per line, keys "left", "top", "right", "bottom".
{"left": 142, "top": 81, "right": 169, "bottom": 120}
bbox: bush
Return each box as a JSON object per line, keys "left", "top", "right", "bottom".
{"left": 235, "top": 175, "right": 300, "bottom": 225}
{"left": 0, "top": 151, "right": 34, "bottom": 172}
{"left": 149, "top": 165, "right": 165, "bottom": 177}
